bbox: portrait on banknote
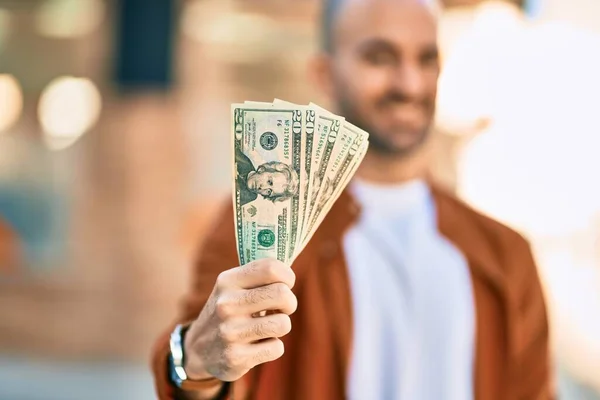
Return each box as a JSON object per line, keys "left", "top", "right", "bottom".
{"left": 235, "top": 147, "right": 299, "bottom": 207}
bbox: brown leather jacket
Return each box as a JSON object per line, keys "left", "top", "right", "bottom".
{"left": 151, "top": 185, "right": 554, "bottom": 400}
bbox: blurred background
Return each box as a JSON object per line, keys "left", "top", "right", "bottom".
{"left": 0, "top": 0, "right": 598, "bottom": 399}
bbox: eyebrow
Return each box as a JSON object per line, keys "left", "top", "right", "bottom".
{"left": 357, "top": 37, "right": 439, "bottom": 54}
{"left": 357, "top": 38, "right": 397, "bottom": 54}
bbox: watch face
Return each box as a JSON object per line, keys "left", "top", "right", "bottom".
{"left": 169, "top": 324, "right": 191, "bottom": 387}
{"left": 168, "top": 353, "right": 184, "bottom": 388}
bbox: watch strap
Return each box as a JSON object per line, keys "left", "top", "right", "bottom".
{"left": 180, "top": 376, "right": 223, "bottom": 392}
{"left": 168, "top": 323, "right": 224, "bottom": 392}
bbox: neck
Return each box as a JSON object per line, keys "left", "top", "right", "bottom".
{"left": 356, "top": 144, "right": 430, "bottom": 184}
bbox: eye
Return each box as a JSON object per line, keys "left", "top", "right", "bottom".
{"left": 420, "top": 47, "right": 439, "bottom": 69}
{"left": 364, "top": 50, "right": 396, "bottom": 66}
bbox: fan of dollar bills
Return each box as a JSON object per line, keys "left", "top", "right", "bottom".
{"left": 232, "top": 99, "right": 369, "bottom": 265}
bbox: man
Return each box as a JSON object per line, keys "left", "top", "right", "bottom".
{"left": 151, "top": 0, "right": 553, "bottom": 399}
{"left": 235, "top": 147, "right": 300, "bottom": 206}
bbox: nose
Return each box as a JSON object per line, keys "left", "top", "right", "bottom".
{"left": 392, "top": 63, "right": 425, "bottom": 99}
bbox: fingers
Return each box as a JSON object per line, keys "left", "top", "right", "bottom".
{"left": 183, "top": 259, "right": 296, "bottom": 383}
{"left": 215, "top": 282, "right": 298, "bottom": 318}
{"left": 249, "top": 338, "right": 285, "bottom": 366}
{"left": 222, "top": 338, "right": 285, "bottom": 373}
{"left": 218, "top": 258, "right": 295, "bottom": 290}
{"left": 219, "top": 313, "right": 292, "bottom": 343}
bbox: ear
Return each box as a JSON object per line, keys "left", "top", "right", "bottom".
{"left": 308, "top": 52, "right": 336, "bottom": 100}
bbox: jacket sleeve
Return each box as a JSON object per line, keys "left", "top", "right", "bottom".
{"left": 511, "top": 235, "right": 555, "bottom": 399}
{"left": 150, "top": 200, "right": 242, "bottom": 400}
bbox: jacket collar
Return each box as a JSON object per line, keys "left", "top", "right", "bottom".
{"left": 326, "top": 182, "right": 507, "bottom": 298}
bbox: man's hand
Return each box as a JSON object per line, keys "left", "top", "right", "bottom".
{"left": 183, "top": 258, "right": 297, "bottom": 383}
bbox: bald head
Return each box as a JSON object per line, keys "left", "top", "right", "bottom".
{"left": 321, "top": 0, "right": 438, "bottom": 54}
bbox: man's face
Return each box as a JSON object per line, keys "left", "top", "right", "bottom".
{"left": 247, "top": 170, "right": 288, "bottom": 198}
{"left": 329, "top": 0, "right": 440, "bottom": 156}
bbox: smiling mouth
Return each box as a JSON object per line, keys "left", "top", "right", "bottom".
{"left": 385, "top": 104, "right": 423, "bottom": 125}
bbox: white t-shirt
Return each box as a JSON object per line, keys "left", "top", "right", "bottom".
{"left": 344, "top": 179, "right": 475, "bottom": 400}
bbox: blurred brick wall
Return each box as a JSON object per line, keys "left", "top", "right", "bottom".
{"left": 0, "top": 0, "right": 460, "bottom": 363}
{"left": 0, "top": 94, "right": 192, "bottom": 361}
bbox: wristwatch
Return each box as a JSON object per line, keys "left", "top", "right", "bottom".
{"left": 168, "top": 324, "right": 223, "bottom": 391}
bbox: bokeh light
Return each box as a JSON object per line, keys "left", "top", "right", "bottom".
{"left": 35, "top": 0, "right": 105, "bottom": 39}
{"left": 180, "top": 0, "right": 219, "bottom": 42}
{"left": 0, "top": 74, "right": 23, "bottom": 133}
{"left": 181, "top": 0, "right": 278, "bottom": 63}
{"left": 38, "top": 76, "right": 102, "bottom": 150}
{"left": 457, "top": 20, "right": 600, "bottom": 237}
{"left": 539, "top": 0, "right": 600, "bottom": 34}
{"left": 436, "top": 1, "right": 525, "bottom": 134}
